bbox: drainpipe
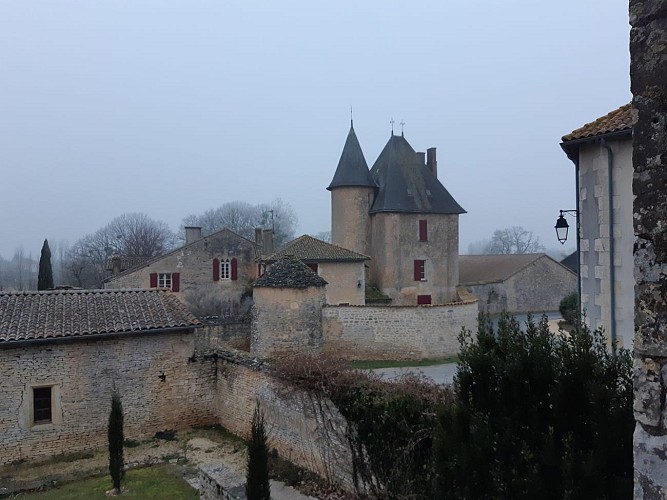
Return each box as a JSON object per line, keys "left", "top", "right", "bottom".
{"left": 600, "top": 138, "right": 617, "bottom": 352}
{"left": 573, "top": 158, "right": 582, "bottom": 321}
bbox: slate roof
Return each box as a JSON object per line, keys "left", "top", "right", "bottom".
{"left": 253, "top": 255, "right": 327, "bottom": 289}
{"left": 264, "top": 235, "right": 369, "bottom": 263}
{"left": 369, "top": 134, "right": 466, "bottom": 215}
{"left": 562, "top": 103, "right": 636, "bottom": 142}
{"left": 459, "top": 254, "right": 562, "bottom": 285}
{"left": 105, "top": 256, "right": 151, "bottom": 272}
{"left": 327, "top": 123, "right": 376, "bottom": 190}
{"left": 0, "top": 289, "right": 201, "bottom": 344}
{"left": 105, "top": 227, "right": 259, "bottom": 283}
{"left": 560, "top": 251, "right": 579, "bottom": 274}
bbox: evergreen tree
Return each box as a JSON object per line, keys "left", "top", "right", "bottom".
{"left": 246, "top": 402, "right": 270, "bottom": 500}
{"left": 37, "top": 239, "right": 54, "bottom": 290}
{"left": 108, "top": 390, "right": 125, "bottom": 494}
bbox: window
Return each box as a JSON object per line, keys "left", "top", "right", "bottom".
{"left": 306, "top": 263, "right": 319, "bottom": 273}
{"left": 419, "top": 220, "right": 428, "bottom": 241}
{"left": 414, "top": 260, "right": 426, "bottom": 281}
{"left": 417, "top": 295, "right": 432, "bottom": 305}
{"left": 221, "top": 259, "right": 231, "bottom": 279}
{"left": 158, "top": 273, "right": 172, "bottom": 288}
{"left": 33, "top": 387, "right": 52, "bottom": 424}
{"left": 149, "top": 272, "right": 180, "bottom": 292}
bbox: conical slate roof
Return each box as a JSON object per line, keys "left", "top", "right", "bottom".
{"left": 327, "top": 122, "right": 376, "bottom": 191}
{"left": 369, "top": 134, "right": 466, "bottom": 215}
{"left": 253, "top": 255, "right": 327, "bottom": 289}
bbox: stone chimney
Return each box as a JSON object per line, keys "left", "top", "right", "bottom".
{"left": 184, "top": 226, "right": 202, "bottom": 245}
{"left": 262, "top": 229, "right": 274, "bottom": 255}
{"left": 427, "top": 148, "right": 437, "bottom": 178}
{"left": 255, "top": 228, "right": 263, "bottom": 247}
{"left": 110, "top": 255, "right": 121, "bottom": 276}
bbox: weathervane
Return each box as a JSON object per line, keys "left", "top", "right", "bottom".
{"left": 390, "top": 118, "right": 395, "bottom": 135}
{"left": 400, "top": 120, "right": 405, "bottom": 136}
{"left": 350, "top": 106, "right": 353, "bottom": 127}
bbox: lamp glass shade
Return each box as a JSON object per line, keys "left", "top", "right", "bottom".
{"left": 555, "top": 215, "right": 569, "bottom": 244}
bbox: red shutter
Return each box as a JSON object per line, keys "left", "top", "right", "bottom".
{"left": 150, "top": 273, "right": 157, "bottom": 288}
{"left": 413, "top": 260, "right": 421, "bottom": 281}
{"left": 213, "top": 258, "right": 220, "bottom": 281}
{"left": 419, "top": 220, "right": 427, "bottom": 241}
{"left": 172, "top": 272, "right": 180, "bottom": 292}
{"left": 231, "top": 257, "right": 238, "bottom": 281}
{"left": 417, "top": 295, "right": 432, "bottom": 305}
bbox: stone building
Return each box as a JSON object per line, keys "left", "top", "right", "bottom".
{"left": 328, "top": 123, "right": 466, "bottom": 306}
{"left": 251, "top": 256, "right": 327, "bottom": 358}
{"left": 459, "top": 253, "right": 577, "bottom": 315}
{"left": 0, "top": 289, "right": 214, "bottom": 465}
{"left": 261, "top": 234, "right": 368, "bottom": 306}
{"left": 560, "top": 103, "right": 636, "bottom": 348}
{"left": 105, "top": 227, "right": 263, "bottom": 318}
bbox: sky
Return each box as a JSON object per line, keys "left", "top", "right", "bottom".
{"left": 0, "top": 1, "right": 631, "bottom": 260}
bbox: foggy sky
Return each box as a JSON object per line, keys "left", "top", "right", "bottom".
{"left": 0, "top": 1, "right": 630, "bottom": 259}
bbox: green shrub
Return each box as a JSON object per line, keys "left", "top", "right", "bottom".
{"left": 432, "top": 314, "right": 633, "bottom": 499}
{"left": 559, "top": 292, "right": 579, "bottom": 324}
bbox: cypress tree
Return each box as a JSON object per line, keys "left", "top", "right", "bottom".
{"left": 246, "top": 402, "right": 270, "bottom": 500}
{"left": 108, "top": 390, "right": 125, "bottom": 494}
{"left": 37, "top": 239, "right": 54, "bottom": 291}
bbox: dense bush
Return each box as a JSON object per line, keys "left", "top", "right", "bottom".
{"left": 559, "top": 292, "right": 579, "bottom": 324}
{"left": 246, "top": 403, "right": 270, "bottom": 500}
{"left": 108, "top": 390, "right": 124, "bottom": 494}
{"left": 432, "top": 314, "right": 633, "bottom": 499}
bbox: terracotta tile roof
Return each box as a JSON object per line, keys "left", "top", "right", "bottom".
{"left": 253, "top": 255, "right": 327, "bottom": 289}
{"left": 459, "top": 254, "right": 548, "bottom": 285}
{"left": 264, "top": 235, "right": 369, "bottom": 262}
{"left": 0, "top": 289, "right": 201, "bottom": 344}
{"left": 562, "top": 103, "right": 636, "bottom": 142}
{"left": 105, "top": 256, "right": 151, "bottom": 272}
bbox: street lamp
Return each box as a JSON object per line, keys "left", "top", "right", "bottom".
{"left": 555, "top": 210, "right": 578, "bottom": 244}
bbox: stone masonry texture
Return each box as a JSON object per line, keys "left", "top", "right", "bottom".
{"left": 630, "top": 1, "right": 667, "bottom": 496}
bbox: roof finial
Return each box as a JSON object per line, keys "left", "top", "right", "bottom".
{"left": 350, "top": 106, "right": 353, "bottom": 128}
{"left": 390, "top": 118, "right": 395, "bottom": 135}
{"left": 400, "top": 120, "right": 405, "bottom": 137}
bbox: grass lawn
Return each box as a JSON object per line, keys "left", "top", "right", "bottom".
{"left": 24, "top": 465, "right": 197, "bottom": 499}
{"left": 349, "top": 356, "right": 458, "bottom": 370}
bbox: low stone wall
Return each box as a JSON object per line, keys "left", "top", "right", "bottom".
{"left": 321, "top": 299, "right": 478, "bottom": 360}
{"left": 214, "top": 352, "right": 353, "bottom": 489}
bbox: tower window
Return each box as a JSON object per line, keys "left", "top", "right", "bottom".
{"left": 414, "top": 260, "right": 426, "bottom": 281}
{"left": 419, "top": 220, "right": 428, "bottom": 241}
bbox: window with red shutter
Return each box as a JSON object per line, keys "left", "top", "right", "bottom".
{"left": 150, "top": 273, "right": 158, "bottom": 288}
{"left": 306, "top": 263, "right": 319, "bottom": 273}
{"left": 413, "top": 260, "right": 426, "bottom": 281}
{"left": 213, "top": 258, "right": 220, "bottom": 281}
{"left": 172, "top": 272, "right": 180, "bottom": 292}
{"left": 231, "top": 258, "right": 238, "bottom": 281}
{"left": 419, "top": 220, "right": 428, "bottom": 241}
{"left": 417, "top": 295, "right": 432, "bottom": 305}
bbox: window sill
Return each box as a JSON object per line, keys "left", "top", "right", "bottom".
{"left": 31, "top": 422, "right": 55, "bottom": 431}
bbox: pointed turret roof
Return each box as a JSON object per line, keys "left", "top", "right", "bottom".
{"left": 327, "top": 122, "right": 376, "bottom": 191}
{"left": 369, "top": 134, "right": 466, "bottom": 215}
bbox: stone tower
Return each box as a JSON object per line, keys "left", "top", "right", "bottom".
{"left": 327, "top": 121, "right": 376, "bottom": 257}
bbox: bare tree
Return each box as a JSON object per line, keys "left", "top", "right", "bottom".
{"left": 485, "top": 226, "right": 545, "bottom": 254}
{"left": 63, "top": 213, "right": 176, "bottom": 289}
{"left": 312, "top": 231, "right": 332, "bottom": 243}
{"left": 183, "top": 198, "right": 298, "bottom": 248}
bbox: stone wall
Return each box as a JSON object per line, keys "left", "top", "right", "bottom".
{"left": 319, "top": 261, "right": 366, "bottom": 306}
{"left": 215, "top": 353, "right": 353, "bottom": 488}
{"left": 630, "top": 1, "right": 667, "bottom": 496}
{"left": 251, "top": 287, "right": 325, "bottom": 358}
{"left": 0, "top": 331, "right": 217, "bottom": 465}
{"left": 321, "top": 299, "right": 478, "bottom": 360}
{"left": 506, "top": 256, "right": 576, "bottom": 314}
